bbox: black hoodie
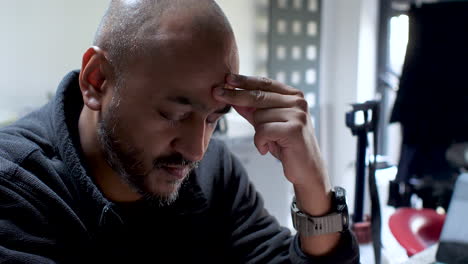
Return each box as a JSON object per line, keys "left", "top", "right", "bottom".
{"left": 0, "top": 71, "right": 359, "bottom": 263}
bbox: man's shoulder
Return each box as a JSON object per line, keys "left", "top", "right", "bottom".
{"left": 0, "top": 129, "right": 40, "bottom": 166}
{"left": 205, "top": 137, "right": 229, "bottom": 157}
{"left": 0, "top": 130, "right": 72, "bottom": 216}
{"left": 0, "top": 121, "right": 51, "bottom": 164}
{"left": 196, "top": 137, "right": 247, "bottom": 186}
{"left": 0, "top": 106, "right": 59, "bottom": 189}
{"left": 201, "top": 137, "right": 238, "bottom": 169}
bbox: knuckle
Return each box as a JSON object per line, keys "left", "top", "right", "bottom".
{"left": 294, "top": 97, "right": 309, "bottom": 111}
{"left": 290, "top": 122, "right": 303, "bottom": 134}
{"left": 296, "top": 110, "right": 308, "bottom": 124}
{"left": 251, "top": 90, "right": 265, "bottom": 103}
{"left": 259, "top": 77, "right": 273, "bottom": 88}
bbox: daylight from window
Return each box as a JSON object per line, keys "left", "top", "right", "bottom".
{"left": 389, "top": 14, "right": 409, "bottom": 75}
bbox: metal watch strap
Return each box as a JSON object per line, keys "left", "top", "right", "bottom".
{"left": 291, "top": 209, "right": 345, "bottom": 236}
{"left": 291, "top": 187, "right": 349, "bottom": 236}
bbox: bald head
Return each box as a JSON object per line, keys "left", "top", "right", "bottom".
{"left": 94, "top": 0, "right": 235, "bottom": 77}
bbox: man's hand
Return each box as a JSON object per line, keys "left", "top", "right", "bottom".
{"left": 213, "top": 74, "right": 323, "bottom": 186}
{"left": 213, "top": 73, "right": 341, "bottom": 256}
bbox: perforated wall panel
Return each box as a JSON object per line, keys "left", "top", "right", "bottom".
{"left": 267, "top": 0, "right": 321, "bottom": 138}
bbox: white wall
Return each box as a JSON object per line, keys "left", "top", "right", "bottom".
{"left": 0, "top": 1, "right": 110, "bottom": 121}
{"left": 216, "top": 0, "right": 256, "bottom": 76}
{"left": 357, "top": 0, "right": 378, "bottom": 104}
{"left": 320, "top": 0, "right": 379, "bottom": 213}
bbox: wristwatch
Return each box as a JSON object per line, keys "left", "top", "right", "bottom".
{"left": 291, "top": 186, "right": 349, "bottom": 236}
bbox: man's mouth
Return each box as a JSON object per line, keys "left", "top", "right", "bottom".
{"left": 161, "top": 165, "right": 189, "bottom": 180}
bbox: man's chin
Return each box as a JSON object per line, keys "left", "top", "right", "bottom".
{"left": 154, "top": 181, "right": 182, "bottom": 197}
{"left": 124, "top": 167, "right": 190, "bottom": 206}
{"left": 139, "top": 180, "right": 183, "bottom": 206}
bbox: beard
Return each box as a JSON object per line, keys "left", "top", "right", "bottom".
{"left": 96, "top": 93, "right": 199, "bottom": 207}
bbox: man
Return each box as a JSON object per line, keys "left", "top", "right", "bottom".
{"left": 0, "top": 0, "right": 359, "bottom": 263}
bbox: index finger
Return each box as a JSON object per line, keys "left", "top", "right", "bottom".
{"left": 226, "top": 74, "right": 301, "bottom": 96}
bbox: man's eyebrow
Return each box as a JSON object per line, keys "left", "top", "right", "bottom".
{"left": 166, "top": 95, "right": 231, "bottom": 114}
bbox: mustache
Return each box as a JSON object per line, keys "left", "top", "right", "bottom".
{"left": 153, "top": 153, "right": 200, "bottom": 170}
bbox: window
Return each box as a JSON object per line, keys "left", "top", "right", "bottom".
{"left": 389, "top": 15, "right": 409, "bottom": 75}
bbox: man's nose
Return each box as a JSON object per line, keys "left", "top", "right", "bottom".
{"left": 172, "top": 120, "right": 207, "bottom": 162}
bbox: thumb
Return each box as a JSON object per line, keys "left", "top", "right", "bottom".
{"left": 233, "top": 106, "right": 256, "bottom": 125}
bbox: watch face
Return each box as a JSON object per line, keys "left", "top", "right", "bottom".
{"left": 335, "top": 186, "right": 346, "bottom": 197}
{"left": 334, "top": 187, "right": 347, "bottom": 210}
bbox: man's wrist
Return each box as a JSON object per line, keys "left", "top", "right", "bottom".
{"left": 293, "top": 184, "right": 333, "bottom": 216}
{"left": 292, "top": 187, "right": 350, "bottom": 237}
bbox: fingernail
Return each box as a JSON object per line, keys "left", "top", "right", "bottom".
{"left": 214, "top": 87, "right": 225, "bottom": 96}
{"left": 227, "top": 73, "right": 240, "bottom": 86}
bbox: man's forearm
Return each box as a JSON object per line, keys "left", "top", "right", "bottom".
{"left": 293, "top": 172, "right": 342, "bottom": 256}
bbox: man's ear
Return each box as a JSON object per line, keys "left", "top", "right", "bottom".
{"left": 79, "top": 46, "right": 112, "bottom": 111}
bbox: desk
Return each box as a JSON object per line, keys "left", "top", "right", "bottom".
{"left": 402, "top": 244, "right": 437, "bottom": 264}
